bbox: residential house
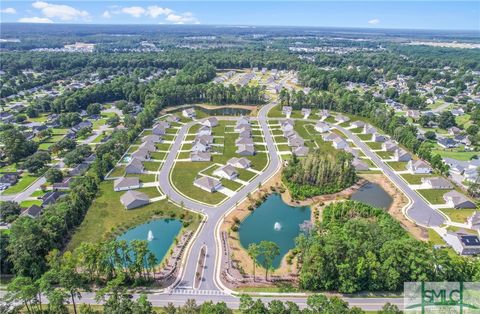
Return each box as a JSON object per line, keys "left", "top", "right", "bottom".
{"left": 0, "top": 173, "right": 19, "bottom": 187}
{"left": 466, "top": 212, "right": 480, "bottom": 230}
{"left": 281, "top": 119, "right": 295, "bottom": 132}
{"left": 350, "top": 121, "right": 366, "bottom": 128}
{"left": 53, "top": 177, "right": 74, "bottom": 190}
{"left": 394, "top": 149, "right": 412, "bottom": 162}
{"left": 191, "top": 139, "right": 210, "bottom": 152}
{"left": 42, "top": 191, "right": 65, "bottom": 207}
{"left": 142, "top": 134, "right": 162, "bottom": 143}
{"left": 190, "top": 151, "right": 211, "bottom": 162}
{"left": 293, "top": 146, "right": 309, "bottom": 157}
{"left": 406, "top": 110, "right": 421, "bottom": 120}
{"left": 438, "top": 137, "right": 458, "bottom": 149}
{"left": 236, "top": 137, "right": 254, "bottom": 145}
{"left": 120, "top": 190, "right": 149, "bottom": 209}
{"left": 166, "top": 115, "right": 180, "bottom": 123}
{"left": 420, "top": 177, "right": 453, "bottom": 189}
{"left": 201, "top": 117, "right": 218, "bottom": 128}
{"left": 332, "top": 137, "right": 348, "bottom": 149}
{"left": 182, "top": 108, "right": 196, "bottom": 118}
{"left": 198, "top": 125, "right": 212, "bottom": 136}
{"left": 20, "top": 205, "right": 43, "bottom": 219}
{"left": 71, "top": 120, "right": 92, "bottom": 133}
{"left": 382, "top": 140, "right": 398, "bottom": 152}
{"left": 140, "top": 141, "right": 156, "bottom": 152}
{"left": 372, "top": 133, "right": 387, "bottom": 142}
{"left": 319, "top": 109, "right": 330, "bottom": 119}
{"left": 322, "top": 132, "right": 341, "bottom": 142}
{"left": 114, "top": 177, "right": 140, "bottom": 192}
{"left": 213, "top": 165, "right": 239, "bottom": 180}
{"left": 451, "top": 108, "right": 465, "bottom": 116}
{"left": 363, "top": 124, "right": 377, "bottom": 134}
{"left": 227, "top": 157, "right": 251, "bottom": 169}
{"left": 125, "top": 158, "right": 144, "bottom": 174}
{"left": 194, "top": 176, "right": 222, "bottom": 193}
{"left": 335, "top": 115, "right": 350, "bottom": 123}
{"left": 443, "top": 191, "right": 476, "bottom": 209}
{"left": 407, "top": 160, "right": 432, "bottom": 174}
{"left": 314, "top": 121, "right": 330, "bottom": 133}
{"left": 195, "top": 135, "right": 214, "bottom": 144}
{"left": 69, "top": 163, "right": 89, "bottom": 176}
{"left": 288, "top": 135, "right": 305, "bottom": 147}
{"left": 152, "top": 124, "right": 166, "bottom": 136}
{"left": 236, "top": 144, "right": 255, "bottom": 156}
{"left": 235, "top": 124, "right": 252, "bottom": 133}
{"left": 282, "top": 106, "right": 293, "bottom": 117}
{"left": 448, "top": 126, "right": 462, "bottom": 136}
{"left": 441, "top": 230, "right": 480, "bottom": 255}
{"left": 131, "top": 148, "right": 151, "bottom": 161}
{"left": 344, "top": 146, "right": 360, "bottom": 158}
{"left": 352, "top": 158, "right": 369, "bottom": 171}
{"left": 301, "top": 108, "right": 311, "bottom": 119}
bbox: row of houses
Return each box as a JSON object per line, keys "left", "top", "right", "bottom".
{"left": 280, "top": 119, "right": 309, "bottom": 157}
{"left": 234, "top": 116, "right": 255, "bottom": 156}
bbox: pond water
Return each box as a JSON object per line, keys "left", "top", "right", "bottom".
{"left": 116, "top": 219, "right": 182, "bottom": 263}
{"left": 350, "top": 182, "right": 393, "bottom": 209}
{"left": 239, "top": 194, "right": 311, "bottom": 268}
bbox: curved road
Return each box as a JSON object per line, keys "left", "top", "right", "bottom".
{"left": 157, "top": 102, "right": 282, "bottom": 291}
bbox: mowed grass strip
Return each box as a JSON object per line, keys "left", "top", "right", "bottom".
{"left": 417, "top": 189, "right": 450, "bottom": 204}
{"left": 366, "top": 141, "right": 382, "bottom": 150}
{"left": 3, "top": 173, "right": 39, "bottom": 195}
{"left": 400, "top": 174, "right": 434, "bottom": 185}
{"left": 387, "top": 161, "right": 408, "bottom": 171}
{"left": 439, "top": 208, "right": 476, "bottom": 224}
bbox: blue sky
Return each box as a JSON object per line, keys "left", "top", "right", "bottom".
{"left": 0, "top": 1, "right": 478, "bottom": 30}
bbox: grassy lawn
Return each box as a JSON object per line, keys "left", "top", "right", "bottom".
{"left": 127, "top": 173, "right": 156, "bottom": 183}
{"left": 67, "top": 181, "right": 201, "bottom": 250}
{"left": 156, "top": 143, "right": 172, "bottom": 151}
{"left": 366, "top": 142, "right": 382, "bottom": 150}
{"left": 357, "top": 134, "right": 372, "bottom": 141}
{"left": 387, "top": 161, "right": 408, "bottom": 171}
{"left": 220, "top": 179, "right": 243, "bottom": 191}
{"left": 3, "top": 173, "right": 39, "bottom": 195}
{"left": 417, "top": 189, "right": 450, "bottom": 204}
{"left": 324, "top": 116, "right": 336, "bottom": 124}
{"left": 376, "top": 151, "right": 393, "bottom": 159}
{"left": 108, "top": 165, "right": 125, "bottom": 178}
{"left": 428, "top": 229, "right": 446, "bottom": 245}
{"left": 0, "top": 163, "right": 17, "bottom": 173}
{"left": 19, "top": 200, "right": 42, "bottom": 208}
{"left": 439, "top": 208, "right": 476, "bottom": 223}
{"left": 136, "top": 186, "right": 161, "bottom": 198}
{"left": 143, "top": 161, "right": 162, "bottom": 172}
{"left": 277, "top": 144, "right": 291, "bottom": 151}
{"left": 400, "top": 174, "right": 434, "bottom": 185}
{"left": 271, "top": 129, "right": 283, "bottom": 136}
{"left": 360, "top": 158, "right": 376, "bottom": 167}
{"left": 431, "top": 149, "right": 478, "bottom": 161}
{"left": 350, "top": 127, "right": 363, "bottom": 133}
{"left": 171, "top": 162, "right": 227, "bottom": 205}
{"left": 237, "top": 168, "right": 257, "bottom": 181}
{"left": 31, "top": 190, "right": 48, "bottom": 197}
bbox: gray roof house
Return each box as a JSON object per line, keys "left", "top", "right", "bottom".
{"left": 382, "top": 140, "right": 398, "bottom": 152}
{"left": 236, "top": 116, "right": 250, "bottom": 126}
{"left": 142, "top": 134, "right": 162, "bottom": 143}
{"left": 350, "top": 121, "right": 366, "bottom": 128}
{"left": 182, "top": 108, "right": 196, "bottom": 118}
{"left": 191, "top": 139, "right": 210, "bottom": 152}
{"left": 236, "top": 137, "right": 254, "bottom": 145}
{"left": 442, "top": 230, "right": 480, "bottom": 255}
{"left": 131, "top": 148, "right": 151, "bottom": 161}
{"left": 236, "top": 144, "right": 255, "bottom": 156}
{"left": 198, "top": 125, "right": 212, "bottom": 136}
{"left": 352, "top": 158, "right": 369, "bottom": 171}
{"left": 420, "top": 177, "right": 453, "bottom": 190}
{"left": 235, "top": 124, "right": 252, "bottom": 133}
{"left": 372, "top": 133, "right": 387, "bottom": 143}
{"left": 293, "top": 146, "right": 309, "bottom": 157}
{"left": 394, "top": 149, "right": 412, "bottom": 162}
{"left": 190, "top": 151, "right": 211, "bottom": 162}
{"left": 195, "top": 134, "right": 214, "bottom": 144}
{"left": 363, "top": 124, "right": 377, "bottom": 134}
{"left": 152, "top": 124, "right": 166, "bottom": 136}
{"left": 314, "top": 121, "right": 330, "bottom": 133}
{"left": 53, "top": 177, "right": 74, "bottom": 190}
{"left": 443, "top": 191, "right": 476, "bottom": 209}
{"left": 281, "top": 119, "right": 295, "bottom": 132}
{"left": 20, "top": 205, "right": 43, "bottom": 219}
{"left": 120, "top": 190, "right": 150, "bottom": 209}
{"left": 140, "top": 141, "right": 156, "bottom": 152}
{"left": 166, "top": 115, "right": 180, "bottom": 123}
{"left": 227, "top": 157, "right": 251, "bottom": 169}
{"left": 194, "top": 176, "right": 222, "bottom": 193}
{"left": 335, "top": 115, "right": 350, "bottom": 123}
{"left": 467, "top": 212, "right": 480, "bottom": 230}
{"left": 407, "top": 160, "right": 432, "bottom": 174}
{"left": 283, "top": 130, "right": 296, "bottom": 139}
{"left": 201, "top": 117, "right": 218, "bottom": 128}
{"left": 213, "top": 165, "right": 239, "bottom": 180}
{"left": 114, "top": 177, "right": 140, "bottom": 192}
{"left": 322, "top": 132, "right": 341, "bottom": 142}
{"left": 288, "top": 135, "right": 305, "bottom": 147}
{"left": 238, "top": 130, "right": 252, "bottom": 139}
{"left": 125, "top": 158, "right": 144, "bottom": 174}
{"left": 332, "top": 137, "right": 348, "bottom": 149}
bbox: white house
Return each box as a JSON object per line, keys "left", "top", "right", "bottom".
{"left": 182, "top": 108, "right": 196, "bottom": 118}
{"left": 282, "top": 106, "right": 293, "bottom": 118}
{"left": 227, "top": 157, "right": 251, "bottom": 169}
{"left": 194, "top": 176, "right": 222, "bottom": 193}
{"left": 441, "top": 230, "right": 480, "bottom": 255}
{"left": 335, "top": 115, "right": 350, "bottom": 123}
{"left": 394, "top": 149, "right": 411, "bottom": 162}
{"left": 314, "top": 121, "right": 330, "bottom": 133}
{"left": 301, "top": 108, "right": 311, "bottom": 119}
{"left": 407, "top": 160, "right": 432, "bottom": 174}
{"left": 213, "top": 165, "right": 239, "bottom": 180}
{"left": 281, "top": 119, "right": 295, "bottom": 132}
{"left": 198, "top": 125, "right": 212, "bottom": 136}
{"left": 420, "top": 177, "right": 453, "bottom": 190}
{"left": 202, "top": 117, "right": 218, "bottom": 128}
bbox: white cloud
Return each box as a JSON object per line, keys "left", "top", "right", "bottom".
{"left": 102, "top": 10, "right": 112, "bottom": 18}
{"left": 368, "top": 18, "right": 380, "bottom": 25}
{"left": 121, "top": 6, "right": 145, "bottom": 18}
{"left": 146, "top": 6, "right": 173, "bottom": 18}
{"left": 32, "top": 1, "right": 89, "bottom": 21}
{"left": 166, "top": 12, "right": 198, "bottom": 24}
{"left": 18, "top": 16, "right": 53, "bottom": 23}
{"left": 0, "top": 8, "right": 16, "bottom": 14}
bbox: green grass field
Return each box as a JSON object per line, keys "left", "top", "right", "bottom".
{"left": 67, "top": 181, "right": 201, "bottom": 251}
{"left": 400, "top": 174, "right": 433, "bottom": 185}
{"left": 357, "top": 134, "right": 372, "bottom": 141}
{"left": 366, "top": 142, "right": 382, "bottom": 150}
{"left": 386, "top": 161, "right": 408, "bottom": 171}
{"left": 143, "top": 161, "right": 162, "bottom": 172}
{"left": 417, "top": 189, "right": 450, "bottom": 204}
{"left": 19, "top": 200, "right": 42, "bottom": 208}
{"left": 431, "top": 149, "right": 478, "bottom": 161}
{"left": 376, "top": 151, "right": 393, "bottom": 159}
{"left": 440, "top": 208, "right": 476, "bottom": 223}
{"left": 108, "top": 165, "right": 125, "bottom": 178}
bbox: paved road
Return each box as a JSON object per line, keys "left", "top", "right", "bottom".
{"left": 333, "top": 124, "right": 445, "bottom": 227}
{"left": 157, "top": 102, "right": 282, "bottom": 291}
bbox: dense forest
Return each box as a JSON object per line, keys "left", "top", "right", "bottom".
{"left": 295, "top": 201, "right": 480, "bottom": 293}
{"left": 283, "top": 151, "right": 357, "bottom": 199}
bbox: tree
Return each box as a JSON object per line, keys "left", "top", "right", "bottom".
{"left": 23, "top": 151, "right": 51, "bottom": 175}
{"left": 466, "top": 125, "right": 479, "bottom": 136}
{"left": 5, "top": 276, "right": 40, "bottom": 314}
{"left": 0, "top": 201, "right": 21, "bottom": 223}
{"left": 378, "top": 303, "right": 402, "bottom": 314}
{"left": 77, "top": 126, "right": 93, "bottom": 139}
{"left": 86, "top": 103, "right": 102, "bottom": 116}
{"left": 424, "top": 131, "right": 436, "bottom": 140}
{"left": 200, "top": 301, "right": 232, "bottom": 314}
{"left": 247, "top": 243, "right": 260, "bottom": 281}
{"left": 258, "top": 241, "right": 280, "bottom": 281}
{"left": 437, "top": 111, "right": 456, "bottom": 129}
{"left": 107, "top": 114, "right": 120, "bottom": 127}
{"left": 45, "top": 167, "right": 64, "bottom": 184}
{"left": 0, "top": 128, "right": 38, "bottom": 162}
